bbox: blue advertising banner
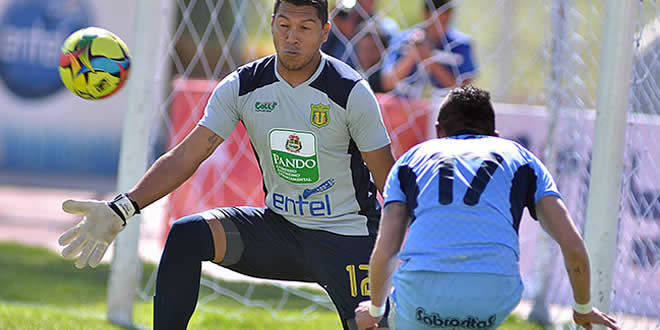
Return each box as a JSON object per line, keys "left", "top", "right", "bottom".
{"left": 0, "top": 0, "right": 136, "bottom": 180}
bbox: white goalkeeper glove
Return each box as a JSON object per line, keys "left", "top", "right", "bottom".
{"left": 58, "top": 193, "right": 140, "bottom": 269}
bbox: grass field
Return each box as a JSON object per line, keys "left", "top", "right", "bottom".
{"left": 0, "top": 242, "right": 542, "bottom": 329}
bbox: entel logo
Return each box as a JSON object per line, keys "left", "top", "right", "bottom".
{"left": 272, "top": 193, "right": 331, "bottom": 217}
{"left": 0, "top": 0, "right": 91, "bottom": 99}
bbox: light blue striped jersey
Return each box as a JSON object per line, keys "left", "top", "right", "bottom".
{"left": 384, "top": 133, "right": 561, "bottom": 275}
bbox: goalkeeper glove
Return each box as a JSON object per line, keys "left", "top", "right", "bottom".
{"left": 58, "top": 193, "right": 140, "bottom": 268}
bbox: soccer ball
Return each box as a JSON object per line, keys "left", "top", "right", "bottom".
{"left": 58, "top": 27, "right": 131, "bottom": 100}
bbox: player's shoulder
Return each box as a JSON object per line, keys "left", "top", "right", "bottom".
{"left": 492, "top": 136, "right": 533, "bottom": 154}
{"left": 432, "top": 135, "right": 521, "bottom": 156}
{"left": 318, "top": 53, "right": 363, "bottom": 82}
{"left": 235, "top": 54, "right": 278, "bottom": 96}
{"left": 475, "top": 136, "right": 528, "bottom": 154}
{"left": 479, "top": 136, "right": 546, "bottom": 167}
{"left": 397, "top": 138, "right": 441, "bottom": 163}
{"left": 309, "top": 54, "right": 364, "bottom": 108}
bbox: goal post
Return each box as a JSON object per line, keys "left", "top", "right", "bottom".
{"left": 107, "top": 0, "right": 173, "bottom": 326}
{"left": 582, "top": 0, "right": 639, "bottom": 315}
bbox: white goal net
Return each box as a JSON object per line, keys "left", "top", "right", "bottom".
{"left": 111, "top": 0, "right": 660, "bottom": 328}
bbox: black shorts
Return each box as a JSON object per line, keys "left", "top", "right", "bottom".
{"left": 203, "top": 206, "right": 387, "bottom": 329}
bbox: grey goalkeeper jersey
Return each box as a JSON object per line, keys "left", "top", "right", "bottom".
{"left": 199, "top": 53, "right": 391, "bottom": 236}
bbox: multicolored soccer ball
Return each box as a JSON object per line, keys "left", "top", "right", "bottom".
{"left": 59, "top": 27, "right": 131, "bottom": 100}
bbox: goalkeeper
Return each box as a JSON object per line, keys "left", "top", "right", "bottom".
{"left": 57, "top": 0, "right": 395, "bottom": 329}
{"left": 355, "top": 86, "right": 619, "bottom": 329}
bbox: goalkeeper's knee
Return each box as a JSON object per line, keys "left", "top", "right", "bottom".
{"left": 154, "top": 216, "right": 215, "bottom": 330}
{"left": 162, "top": 216, "right": 216, "bottom": 262}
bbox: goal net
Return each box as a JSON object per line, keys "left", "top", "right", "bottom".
{"left": 113, "top": 0, "right": 660, "bottom": 328}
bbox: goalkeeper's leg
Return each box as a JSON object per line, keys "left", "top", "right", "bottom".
{"left": 153, "top": 215, "right": 215, "bottom": 330}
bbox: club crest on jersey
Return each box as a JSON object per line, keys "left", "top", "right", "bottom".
{"left": 310, "top": 103, "right": 330, "bottom": 128}
{"left": 285, "top": 134, "right": 302, "bottom": 153}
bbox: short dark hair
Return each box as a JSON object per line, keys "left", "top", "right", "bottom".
{"left": 437, "top": 85, "right": 496, "bottom": 136}
{"left": 424, "top": 0, "right": 453, "bottom": 12}
{"left": 273, "top": 0, "right": 329, "bottom": 24}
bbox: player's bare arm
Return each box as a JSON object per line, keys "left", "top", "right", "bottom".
{"left": 536, "top": 195, "right": 619, "bottom": 330}
{"left": 360, "top": 145, "right": 395, "bottom": 193}
{"left": 129, "top": 125, "right": 229, "bottom": 263}
{"left": 355, "top": 201, "right": 409, "bottom": 329}
{"left": 58, "top": 124, "right": 224, "bottom": 269}
{"left": 536, "top": 195, "right": 590, "bottom": 303}
{"left": 127, "top": 125, "right": 224, "bottom": 209}
{"left": 370, "top": 201, "right": 409, "bottom": 306}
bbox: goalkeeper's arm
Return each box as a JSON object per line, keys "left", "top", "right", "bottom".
{"left": 59, "top": 125, "right": 224, "bottom": 268}
{"left": 536, "top": 195, "right": 619, "bottom": 330}
{"left": 127, "top": 124, "right": 224, "bottom": 210}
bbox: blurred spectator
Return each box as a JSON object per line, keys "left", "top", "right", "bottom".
{"left": 322, "top": 4, "right": 358, "bottom": 67}
{"left": 381, "top": 0, "right": 477, "bottom": 98}
{"left": 354, "top": 23, "right": 389, "bottom": 93}
{"left": 322, "top": 0, "right": 399, "bottom": 69}
{"left": 352, "top": 0, "right": 399, "bottom": 46}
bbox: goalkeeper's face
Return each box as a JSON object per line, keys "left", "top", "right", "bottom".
{"left": 272, "top": 2, "right": 330, "bottom": 71}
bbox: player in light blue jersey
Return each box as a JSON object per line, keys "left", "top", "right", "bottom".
{"left": 355, "top": 86, "right": 619, "bottom": 329}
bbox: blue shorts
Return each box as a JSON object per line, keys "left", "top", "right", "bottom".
{"left": 389, "top": 271, "right": 523, "bottom": 329}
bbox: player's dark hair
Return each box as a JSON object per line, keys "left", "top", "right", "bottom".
{"left": 424, "top": 0, "right": 453, "bottom": 12}
{"left": 437, "top": 85, "right": 496, "bottom": 136}
{"left": 274, "top": 0, "right": 329, "bottom": 24}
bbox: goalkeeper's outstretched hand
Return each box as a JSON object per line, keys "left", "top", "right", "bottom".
{"left": 58, "top": 194, "right": 139, "bottom": 268}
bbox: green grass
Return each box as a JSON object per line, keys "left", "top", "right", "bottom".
{"left": 0, "top": 242, "right": 541, "bottom": 329}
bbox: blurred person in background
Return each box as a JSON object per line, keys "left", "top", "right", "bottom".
{"left": 322, "top": 0, "right": 399, "bottom": 69}
{"left": 354, "top": 86, "right": 619, "bottom": 330}
{"left": 355, "top": 23, "right": 390, "bottom": 93}
{"left": 381, "top": 0, "right": 477, "bottom": 98}
{"left": 352, "top": 0, "right": 399, "bottom": 46}
{"left": 322, "top": 3, "right": 358, "bottom": 66}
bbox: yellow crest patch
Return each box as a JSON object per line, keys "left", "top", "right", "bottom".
{"left": 310, "top": 103, "right": 330, "bottom": 128}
